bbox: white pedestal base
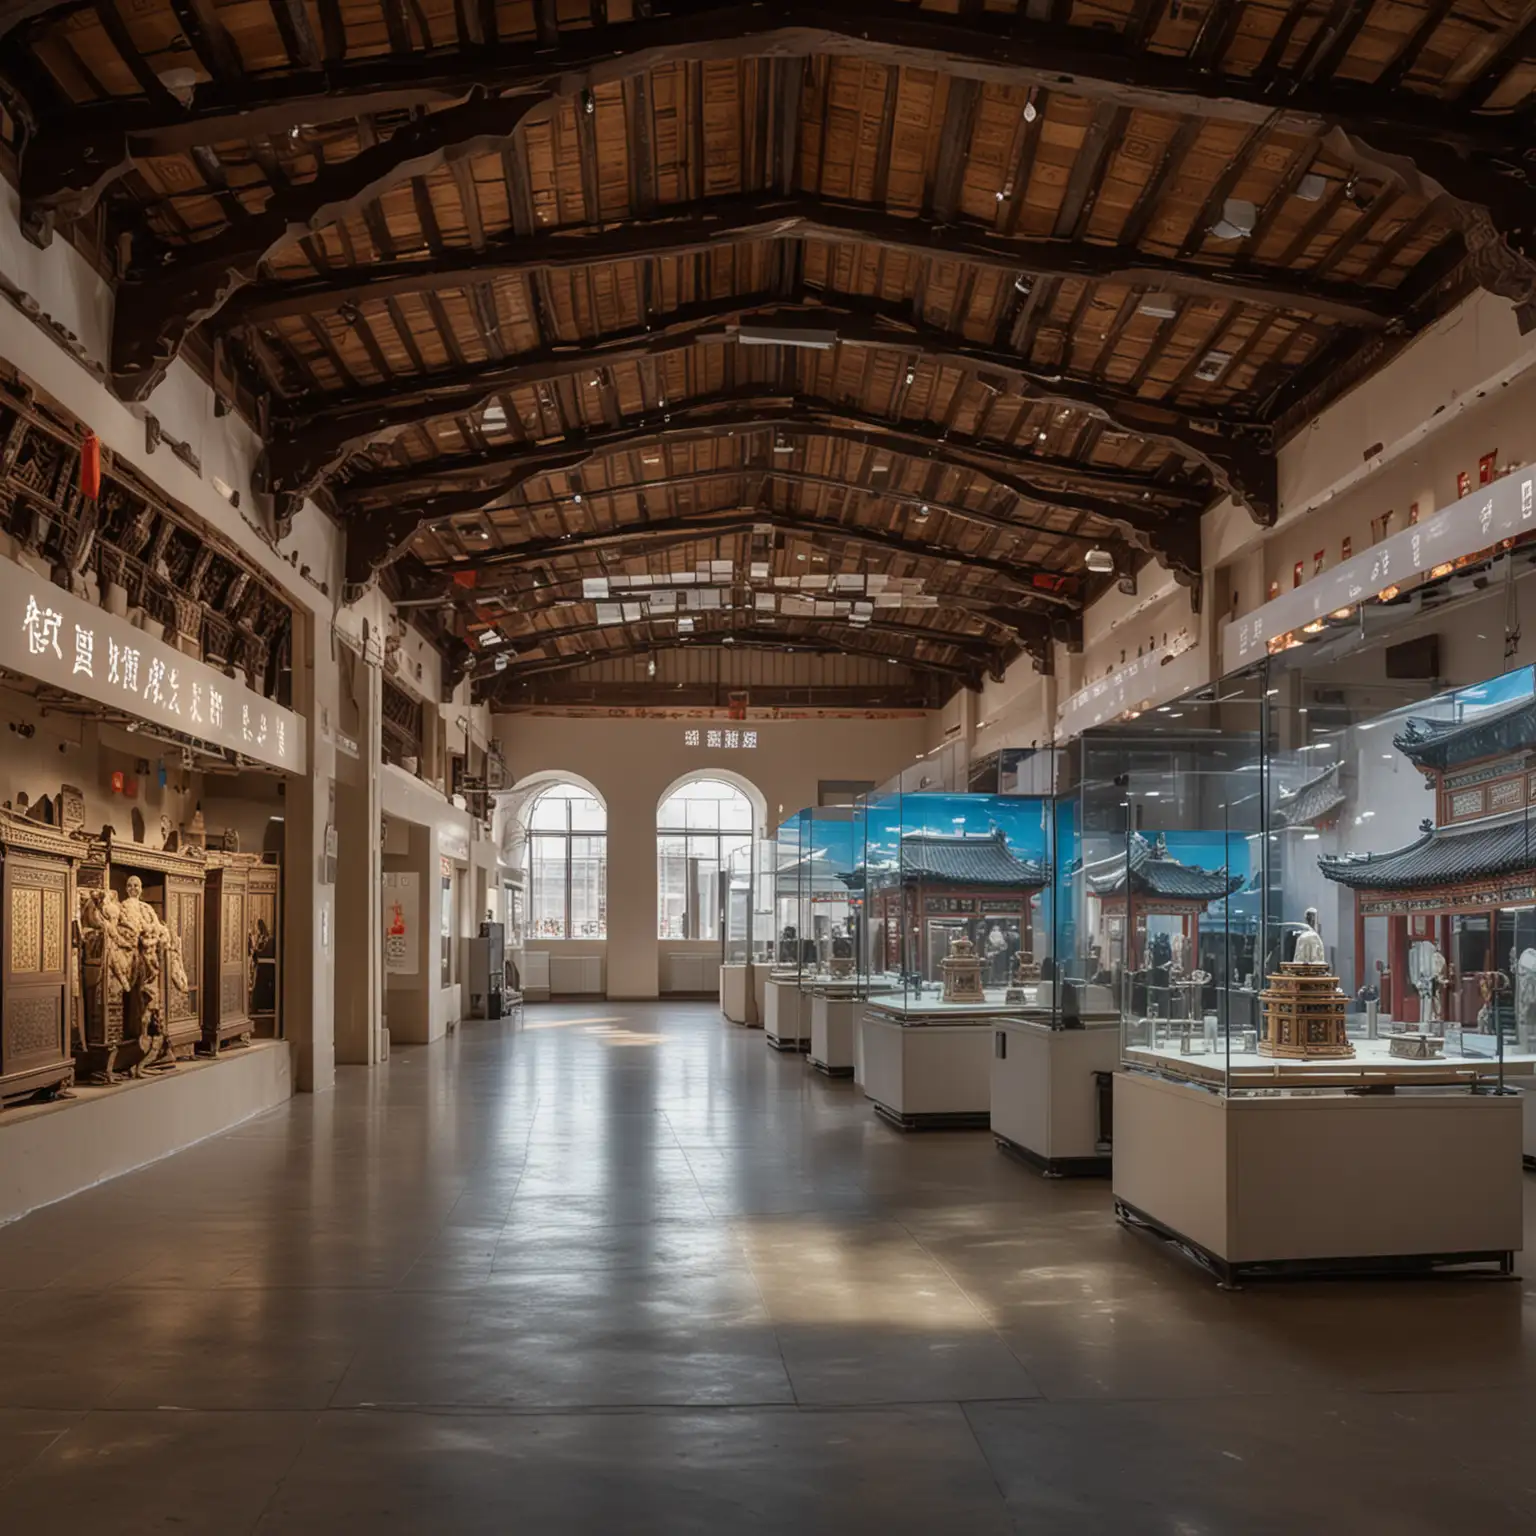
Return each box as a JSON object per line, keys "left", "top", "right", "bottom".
{"left": 720, "top": 963, "right": 755, "bottom": 1026}
{"left": 810, "top": 994, "right": 859, "bottom": 1076}
{"left": 860, "top": 1012, "right": 993, "bottom": 1129}
{"left": 1113, "top": 1071, "right": 1523, "bottom": 1282}
{"left": 765, "top": 978, "right": 809, "bottom": 1051}
{"left": 0, "top": 1041, "right": 292, "bottom": 1226}
{"left": 991, "top": 1021, "right": 1119, "bottom": 1175}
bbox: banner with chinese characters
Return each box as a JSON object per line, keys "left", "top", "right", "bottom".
{"left": 3, "top": 555, "right": 305, "bottom": 772}
{"left": 683, "top": 727, "right": 758, "bottom": 749}
{"left": 1222, "top": 468, "right": 1536, "bottom": 673}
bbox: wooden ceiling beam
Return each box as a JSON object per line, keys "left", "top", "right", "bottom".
{"left": 336, "top": 397, "right": 1206, "bottom": 588}
{"left": 482, "top": 612, "right": 1009, "bottom": 672}
{"left": 35, "top": 6, "right": 1523, "bottom": 396}
{"left": 220, "top": 195, "right": 1398, "bottom": 332}
{"left": 335, "top": 391, "right": 1203, "bottom": 513}
{"left": 256, "top": 294, "right": 1271, "bottom": 515}
{"left": 98, "top": 91, "right": 550, "bottom": 400}
{"left": 481, "top": 626, "right": 988, "bottom": 689}
{"left": 346, "top": 505, "right": 1081, "bottom": 604}
{"left": 20, "top": 2, "right": 1519, "bottom": 161}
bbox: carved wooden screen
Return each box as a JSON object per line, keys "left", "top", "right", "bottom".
{"left": 248, "top": 862, "right": 280, "bottom": 1036}
{"left": 202, "top": 862, "right": 251, "bottom": 1049}
{"left": 1, "top": 845, "right": 74, "bottom": 1092}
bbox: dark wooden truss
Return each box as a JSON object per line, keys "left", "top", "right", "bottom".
{"left": 4, "top": 0, "right": 1532, "bottom": 699}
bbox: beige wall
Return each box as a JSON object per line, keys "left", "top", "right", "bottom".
{"left": 496, "top": 713, "right": 928, "bottom": 997}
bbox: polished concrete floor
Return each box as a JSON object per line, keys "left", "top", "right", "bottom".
{"left": 2, "top": 1001, "right": 1535, "bottom": 1533}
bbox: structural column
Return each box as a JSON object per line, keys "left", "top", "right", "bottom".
{"left": 334, "top": 642, "right": 383, "bottom": 1063}
{"left": 283, "top": 609, "right": 337, "bottom": 1093}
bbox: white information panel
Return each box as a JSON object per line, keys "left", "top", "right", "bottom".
{"left": 1222, "top": 469, "right": 1536, "bottom": 673}
{"left": 1, "top": 554, "right": 305, "bottom": 772}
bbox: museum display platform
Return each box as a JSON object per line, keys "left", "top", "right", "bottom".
{"left": 764, "top": 974, "right": 809, "bottom": 1052}
{"left": 808, "top": 981, "right": 867, "bottom": 1076}
{"left": 860, "top": 995, "right": 1027, "bottom": 1130}
{"left": 991, "top": 1017, "right": 1119, "bottom": 1176}
{"left": 719, "top": 962, "right": 765, "bottom": 1028}
{"left": 1123, "top": 1034, "right": 1533, "bottom": 1091}
{"left": 0, "top": 1039, "right": 292, "bottom": 1225}
{"left": 1112, "top": 1069, "right": 1523, "bottom": 1285}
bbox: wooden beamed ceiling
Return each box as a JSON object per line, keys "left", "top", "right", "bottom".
{"left": 2, "top": 0, "right": 1532, "bottom": 701}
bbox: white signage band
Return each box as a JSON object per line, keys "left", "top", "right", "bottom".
{"left": 1055, "top": 638, "right": 1204, "bottom": 741}
{"left": 1221, "top": 469, "right": 1536, "bottom": 674}
{"left": 2, "top": 555, "right": 305, "bottom": 771}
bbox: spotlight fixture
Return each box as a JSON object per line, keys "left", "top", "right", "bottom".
{"left": 1084, "top": 546, "right": 1115, "bottom": 574}
{"left": 1207, "top": 198, "right": 1257, "bottom": 241}
{"left": 1022, "top": 100, "right": 1037, "bottom": 123}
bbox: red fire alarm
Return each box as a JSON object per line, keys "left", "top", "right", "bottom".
{"left": 1480, "top": 452, "right": 1497, "bottom": 486}
{"left": 80, "top": 432, "right": 101, "bottom": 500}
{"left": 1458, "top": 471, "right": 1471, "bottom": 498}
{"left": 110, "top": 769, "right": 124, "bottom": 794}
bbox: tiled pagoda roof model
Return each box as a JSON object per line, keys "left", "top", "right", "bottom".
{"left": 1082, "top": 832, "right": 1244, "bottom": 902}
{"left": 1275, "top": 761, "right": 1347, "bottom": 828}
{"left": 777, "top": 854, "right": 851, "bottom": 896}
{"left": 1320, "top": 818, "right": 1536, "bottom": 891}
{"left": 1392, "top": 695, "right": 1536, "bottom": 771}
{"left": 892, "top": 830, "right": 1046, "bottom": 888}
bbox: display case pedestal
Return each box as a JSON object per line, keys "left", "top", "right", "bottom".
{"left": 809, "top": 989, "right": 861, "bottom": 1076}
{"left": 860, "top": 1005, "right": 997, "bottom": 1129}
{"left": 991, "top": 1020, "right": 1119, "bottom": 1176}
{"left": 1113, "top": 1071, "right": 1522, "bottom": 1283}
{"left": 719, "top": 963, "right": 759, "bottom": 1027}
{"left": 765, "top": 977, "right": 809, "bottom": 1051}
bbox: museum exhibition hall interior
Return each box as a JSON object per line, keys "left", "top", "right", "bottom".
{"left": 4, "top": 1, "right": 1536, "bottom": 1529}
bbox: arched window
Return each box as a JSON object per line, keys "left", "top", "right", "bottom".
{"left": 657, "top": 778, "right": 755, "bottom": 940}
{"left": 524, "top": 782, "right": 607, "bottom": 939}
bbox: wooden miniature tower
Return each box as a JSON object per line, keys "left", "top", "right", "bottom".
{"left": 1259, "top": 960, "right": 1354, "bottom": 1059}
{"left": 940, "top": 935, "right": 986, "bottom": 1003}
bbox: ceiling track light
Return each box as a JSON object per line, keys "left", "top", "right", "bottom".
{"left": 1084, "top": 546, "right": 1115, "bottom": 574}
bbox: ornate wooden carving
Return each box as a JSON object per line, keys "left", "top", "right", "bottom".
{"left": 76, "top": 836, "right": 207, "bottom": 1081}
{"left": 0, "top": 378, "right": 294, "bottom": 709}
{"left": 202, "top": 852, "right": 254, "bottom": 1053}
{"left": 247, "top": 860, "right": 281, "bottom": 1037}
{"left": 0, "top": 808, "right": 77, "bottom": 1106}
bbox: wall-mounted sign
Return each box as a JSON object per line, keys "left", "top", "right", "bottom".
{"left": 383, "top": 870, "right": 418, "bottom": 975}
{"left": 1223, "top": 467, "right": 1536, "bottom": 673}
{"left": 683, "top": 728, "right": 758, "bottom": 749}
{"left": 1055, "top": 637, "right": 1204, "bottom": 740}
{"left": 3, "top": 555, "right": 304, "bottom": 772}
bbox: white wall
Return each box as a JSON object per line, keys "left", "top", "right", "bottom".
{"left": 496, "top": 713, "right": 928, "bottom": 997}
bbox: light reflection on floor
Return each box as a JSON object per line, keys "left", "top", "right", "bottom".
{"left": 2, "top": 997, "right": 1535, "bottom": 1532}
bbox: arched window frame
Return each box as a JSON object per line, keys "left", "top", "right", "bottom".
{"left": 523, "top": 781, "right": 607, "bottom": 940}
{"left": 656, "top": 777, "right": 756, "bottom": 940}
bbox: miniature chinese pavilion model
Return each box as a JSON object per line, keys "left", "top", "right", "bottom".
{"left": 940, "top": 935, "right": 986, "bottom": 1003}
{"left": 1259, "top": 961, "right": 1355, "bottom": 1059}
{"left": 1081, "top": 832, "right": 1244, "bottom": 972}
{"left": 866, "top": 830, "right": 1046, "bottom": 983}
{"left": 1319, "top": 693, "right": 1536, "bottom": 1033}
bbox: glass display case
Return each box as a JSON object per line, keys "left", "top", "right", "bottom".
{"left": 1104, "top": 615, "right": 1526, "bottom": 1281}
{"left": 858, "top": 787, "right": 1066, "bottom": 1016}
{"left": 719, "top": 837, "right": 776, "bottom": 1025}
{"left": 1091, "top": 659, "right": 1534, "bottom": 1094}
{"left": 773, "top": 806, "right": 861, "bottom": 985}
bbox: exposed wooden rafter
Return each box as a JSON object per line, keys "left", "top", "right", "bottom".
{"left": 256, "top": 295, "right": 1275, "bottom": 519}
